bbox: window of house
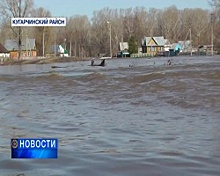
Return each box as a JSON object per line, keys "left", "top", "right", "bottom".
{"left": 150, "top": 47, "right": 155, "bottom": 51}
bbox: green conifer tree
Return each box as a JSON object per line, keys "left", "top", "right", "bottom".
{"left": 128, "top": 35, "right": 138, "bottom": 54}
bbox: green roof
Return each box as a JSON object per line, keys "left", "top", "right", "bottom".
{"left": 64, "top": 49, "right": 68, "bottom": 54}
{"left": 61, "top": 44, "right": 68, "bottom": 54}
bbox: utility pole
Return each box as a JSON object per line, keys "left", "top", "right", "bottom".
{"left": 121, "top": 35, "right": 124, "bottom": 58}
{"left": 75, "top": 39, "right": 76, "bottom": 57}
{"left": 65, "top": 39, "right": 66, "bottom": 50}
{"left": 211, "top": 23, "right": 214, "bottom": 56}
{"left": 18, "top": 0, "right": 21, "bottom": 60}
{"left": 43, "top": 28, "right": 45, "bottom": 57}
{"left": 190, "top": 28, "right": 192, "bottom": 56}
{"left": 69, "top": 31, "right": 74, "bottom": 57}
{"left": 70, "top": 38, "right": 72, "bottom": 57}
{"left": 107, "top": 21, "right": 112, "bottom": 58}
{"left": 211, "top": 13, "right": 214, "bottom": 56}
{"left": 55, "top": 29, "right": 60, "bottom": 57}
{"left": 54, "top": 29, "right": 56, "bottom": 57}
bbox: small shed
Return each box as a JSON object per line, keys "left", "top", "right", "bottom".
{"left": 171, "top": 43, "right": 182, "bottom": 52}
{"left": 119, "top": 42, "right": 129, "bottom": 51}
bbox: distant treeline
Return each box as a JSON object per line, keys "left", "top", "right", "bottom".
{"left": 0, "top": 0, "right": 219, "bottom": 57}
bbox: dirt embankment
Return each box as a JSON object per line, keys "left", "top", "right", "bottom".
{"left": 0, "top": 57, "right": 93, "bottom": 66}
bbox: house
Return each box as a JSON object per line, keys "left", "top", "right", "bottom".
{"left": 142, "top": 36, "right": 170, "bottom": 56}
{"left": 0, "top": 43, "right": 10, "bottom": 58}
{"left": 4, "top": 38, "right": 37, "bottom": 60}
{"left": 178, "top": 40, "right": 192, "bottom": 53}
{"left": 50, "top": 44, "right": 68, "bottom": 57}
{"left": 119, "top": 42, "right": 129, "bottom": 51}
{"left": 117, "top": 42, "right": 130, "bottom": 58}
{"left": 165, "top": 43, "right": 182, "bottom": 56}
{"left": 198, "top": 45, "right": 215, "bottom": 55}
{"left": 171, "top": 43, "right": 182, "bottom": 52}
{"left": 59, "top": 45, "right": 69, "bottom": 57}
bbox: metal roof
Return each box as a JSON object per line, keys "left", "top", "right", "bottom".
{"left": 142, "top": 37, "right": 151, "bottom": 46}
{"left": 154, "top": 36, "right": 171, "bottom": 46}
{"left": 4, "top": 39, "right": 36, "bottom": 51}
{"left": 142, "top": 36, "right": 170, "bottom": 46}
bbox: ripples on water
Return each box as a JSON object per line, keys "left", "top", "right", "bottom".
{"left": 0, "top": 56, "right": 220, "bottom": 176}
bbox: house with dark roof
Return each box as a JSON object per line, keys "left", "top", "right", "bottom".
{"left": 141, "top": 36, "right": 170, "bottom": 56}
{"left": 4, "top": 38, "right": 37, "bottom": 60}
{"left": 0, "top": 43, "right": 10, "bottom": 57}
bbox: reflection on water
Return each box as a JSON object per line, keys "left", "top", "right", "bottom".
{"left": 0, "top": 56, "right": 220, "bottom": 176}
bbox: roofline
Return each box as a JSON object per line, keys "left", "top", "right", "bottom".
{"left": 9, "top": 49, "right": 37, "bottom": 51}
{"left": 0, "top": 51, "right": 10, "bottom": 53}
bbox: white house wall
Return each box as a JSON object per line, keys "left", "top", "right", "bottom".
{"left": 0, "top": 53, "right": 10, "bottom": 57}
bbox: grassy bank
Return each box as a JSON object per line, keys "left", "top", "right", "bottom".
{"left": 0, "top": 57, "right": 92, "bottom": 66}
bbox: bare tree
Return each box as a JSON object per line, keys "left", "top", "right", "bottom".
{"left": 0, "top": 0, "right": 34, "bottom": 38}
{"left": 31, "top": 7, "right": 52, "bottom": 56}
{"left": 179, "top": 8, "right": 210, "bottom": 46}
{"left": 64, "top": 15, "right": 90, "bottom": 57}
{"left": 123, "top": 8, "right": 134, "bottom": 41}
{"left": 0, "top": 0, "right": 34, "bottom": 60}
{"left": 0, "top": 0, "right": 33, "bottom": 19}
{"left": 157, "top": 6, "right": 179, "bottom": 42}
{"left": 191, "top": 9, "right": 209, "bottom": 46}
{"left": 0, "top": 17, "right": 12, "bottom": 43}
{"left": 1, "top": 2, "right": 217, "bottom": 57}
{"left": 209, "top": 0, "right": 220, "bottom": 8}
{"left": 133, "top": 7, "right": 148, "bottom": 46}
{"left": 147, "top": 8, "right": 160, "bottom": 37}
{"left": 91, "top": 8, "right": 112, "bottom": 56}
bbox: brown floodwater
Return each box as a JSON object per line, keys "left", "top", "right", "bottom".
{"left": 0, "top": 56, "right": 220, "bottom": 176}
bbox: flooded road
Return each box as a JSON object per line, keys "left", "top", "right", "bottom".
{"left": 0, "top": 56, "right": 220, "bottom": 176}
